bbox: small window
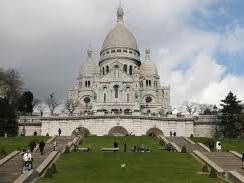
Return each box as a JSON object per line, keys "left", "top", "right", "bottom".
{"left": 129, "top": 51, "right": 133, "bottom": 54}
{"left": 88, "top": 81, "right": 90, "bottom": 87}
{"left": 103, "top": 53, "right": 105, "bottom": 56}
{"left": 149, "top": 80, "right": 151, "bottom": 87}
{"left": 134, "top": 52, "right": 136, "bottom": 55}
{"left": 106, "top": 65, "right": 109, "bottom": 73}
{"left": 104, "top": 93, "right": 106, "bottom": 103}
{"left": 123, "top": 50, "right": 127, "bottom": 53}
{"left": 106, "top": 51, "right": 109, "bottom": 54}
{"left": 117, "top": 49, "right": 121, "bottom": 52}
{"left": 146, "top": 80, "right": 148, "bottom": 87}
{"left": 129, "top": 65, "right": 133, "bottom": 75}
{"left": 111, "top": 50, "right": 115, "bottom": 53}
{"left": 102, "top": 68, "right": 105, "bottom": 75}
{"left": 123, "top": 65, "right": 127, "bottom": 73}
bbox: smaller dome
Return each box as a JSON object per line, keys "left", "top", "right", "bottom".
{"left": 139, "top": 49, "right": 158, "bottom": 76}
{"left": 79, "top": 48, "right": 99, "bottom": 77}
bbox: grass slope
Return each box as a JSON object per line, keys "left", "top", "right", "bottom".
{"left": 0, "top": 136, "right": 49, "bottom": 157}
{"left": 80, "top": 136, "right": 161, "bottom": 152}
{"left": 191, "top": 137, "right": 244, "bottom": 153}
{"left": 38, "top": 137, "right": 225, "bottom": 183}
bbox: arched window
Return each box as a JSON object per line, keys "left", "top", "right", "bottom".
{"left": 149, "top": 80, "right": 151, "bottom": 87}
{"left": 127, "top": 93, "right": 129, "bottom": 103}
{"left": 85, "top": 81, "right": 87, "bottom": 87}
{"left": 129, "top": 65, "right": 133, "bottom": 75}
{"left": 88, "top": 81, "right": 90, "bottom": 87}
{"left": 123, "top": 65, "right": 127, "bottom": 73}
{"left": 106, "top": 65, "right": 109, "bottom": 73}
{"left": 102, "top": 68, "right": 105, "bottom": 75}
{"left": 104, "top": 93, "right": 106, "bottom": 103}
{"left": 146, "top": 80, "right": 148, "bottom": 87}
{"left": 114, "top": 85, "right": 119, "bottom": 98}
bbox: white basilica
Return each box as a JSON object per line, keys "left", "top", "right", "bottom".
{"left": 68, "top": 6, "right": 171, "bottom": 115}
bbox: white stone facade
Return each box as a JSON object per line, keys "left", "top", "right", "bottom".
{"left": 68, "top": 6, "right": 171, "bottom": 115}
{"left": 41, "top": 116, "right": 194, "bottom": 137}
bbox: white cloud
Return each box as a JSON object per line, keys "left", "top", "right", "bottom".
{"left": 0, "top": 0, "right": 243, "bottom": 109}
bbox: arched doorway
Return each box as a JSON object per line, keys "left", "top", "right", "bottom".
{"left": 72, "top": 127, "right": 91, "bottom": 137}
{"left": 108, "top": 126, "right": 128, "bottom": 136}
{"left": 146, "top": 128, "right": 164, "bottom": 137}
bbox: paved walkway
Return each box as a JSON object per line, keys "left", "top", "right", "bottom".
{"left": 167, "top": 137, "right": 206, "bottom": 152}
{"left": 0, "top": 136, "right": 73, "bottom": 183}
{"left": 166, "top": 137, "right": 244, "bottom": 178}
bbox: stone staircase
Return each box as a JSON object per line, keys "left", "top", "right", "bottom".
{"left": 201, "top": 152, "right": 244, "bottom": 176}
{"left": 0, "top": 136, "right": 73, "bottom": 183}
{"left": 166, "top": 137, "right": 206, "bottom": 152}
{"left": 166, "top": 136, "right": 244, "bottom": 182}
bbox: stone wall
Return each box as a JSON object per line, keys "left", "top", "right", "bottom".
{"left": 40, "top": 116, "right": 194, "bottom": 137}
{"left": 17, "top": 114, "right": 219, "bottom": 137}
{"left": 193, "top": 115, "right": 219, "bottom": 137}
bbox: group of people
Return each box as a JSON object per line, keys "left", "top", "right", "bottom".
{"left": 170, "top": 131, "right": 177, "bottom": 137}
{"left": 22, "top": 140, "right": 46, "bottom": 173}
{"left": 207, "top": 139, "right": 222, "bottom": 152}
{"left": 132, "top": 144, "right": 149, "bottom": 152}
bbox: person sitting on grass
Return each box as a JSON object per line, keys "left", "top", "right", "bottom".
{"left": 114, "top": 141, "right": 118, "bottom": 148}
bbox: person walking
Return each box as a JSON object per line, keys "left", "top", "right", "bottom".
{"left": 216, "top": 141, "right": 221, "bottom": 152}
{"left": 23, "top": 149, "right": 32, "bottom": 172}
{"left": 58, "top": 128, "right": 62, "bottom": 136}
{"left": 53, "top": 141, "right": 57, "bottom": 151}
{"left": 39, "top": 140, "right": 45, "bottom": 155}
{"left": 124, "top": 143, "right": 127, "bottom": 152}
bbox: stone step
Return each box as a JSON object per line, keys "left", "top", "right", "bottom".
{"left": 0, "top": 136, "right": 74, "bottom": 183}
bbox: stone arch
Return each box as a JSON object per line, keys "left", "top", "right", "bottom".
{"left": 73, "top": 127, "right": 91, "bottom": 137}
{"left": 146, "top": 128, "right": 164, "bottom": 137}
{"left": 108, "top": 126, "right": 128, "bottom": 136}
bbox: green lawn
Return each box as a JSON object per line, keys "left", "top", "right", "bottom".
{"left": 37, "top": 137, "right": 225, "bottom": 183}
{"left": 191, "top": 137, "right": 244, "bottom": 153}
{"left": 79, "top": 136, "right": 161, "bottom": 152}
{"left": 0, "top": 136, "right": 49, "bottom": 157}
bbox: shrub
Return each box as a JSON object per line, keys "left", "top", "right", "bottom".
{"left": 46, "top": 133, "right": 49, "bottom": 136}
{"left": 33, "top": 131, "right": 37, "bottom": 136}
{"left": 202, "top": 165, "right": 209, "bottom": 172}
{"left": 0, "top": 147, "right": 7, "bottom": 157}
{"left": 181, "top": 146, "right": 187, "bottom": 153}
{"left": 209, "top": 168, "right": 217, "bottom": 178}
{"left": 190, "top": 134, "right": 194, "bottom": 138}
{"left": 64, "top": 145, "right": 70, "bottom": 154}
{"left": 44, "top": 168, "right": 53, "bottom": 178}
{"left": 50, "top": 163, "right": 57, "bottom": 174}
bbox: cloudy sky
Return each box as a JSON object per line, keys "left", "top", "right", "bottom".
{"left": 0, "top": 0, "right": 244, "bottom": 108}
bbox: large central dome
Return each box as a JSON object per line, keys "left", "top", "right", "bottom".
{"left": 101, "top": 6, "right": 139, "bottom": 51}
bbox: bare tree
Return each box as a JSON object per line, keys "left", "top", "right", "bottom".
{"left": 184, "top": 101, "right": 198, "bottom": 115}
{"left": 65, "top": 98, "right": 78, "bottom": 115}
{"left": 198, "top": 104, "right": 213, "bottom": 115}
{"left": 36, "top": 103, "right": 46, "bottom": 116}
{"left": 32, "top": 98, "right": 40, "bottom": 109}
{"left": 46, "top": 93, "right": 60, "bottom": 115}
